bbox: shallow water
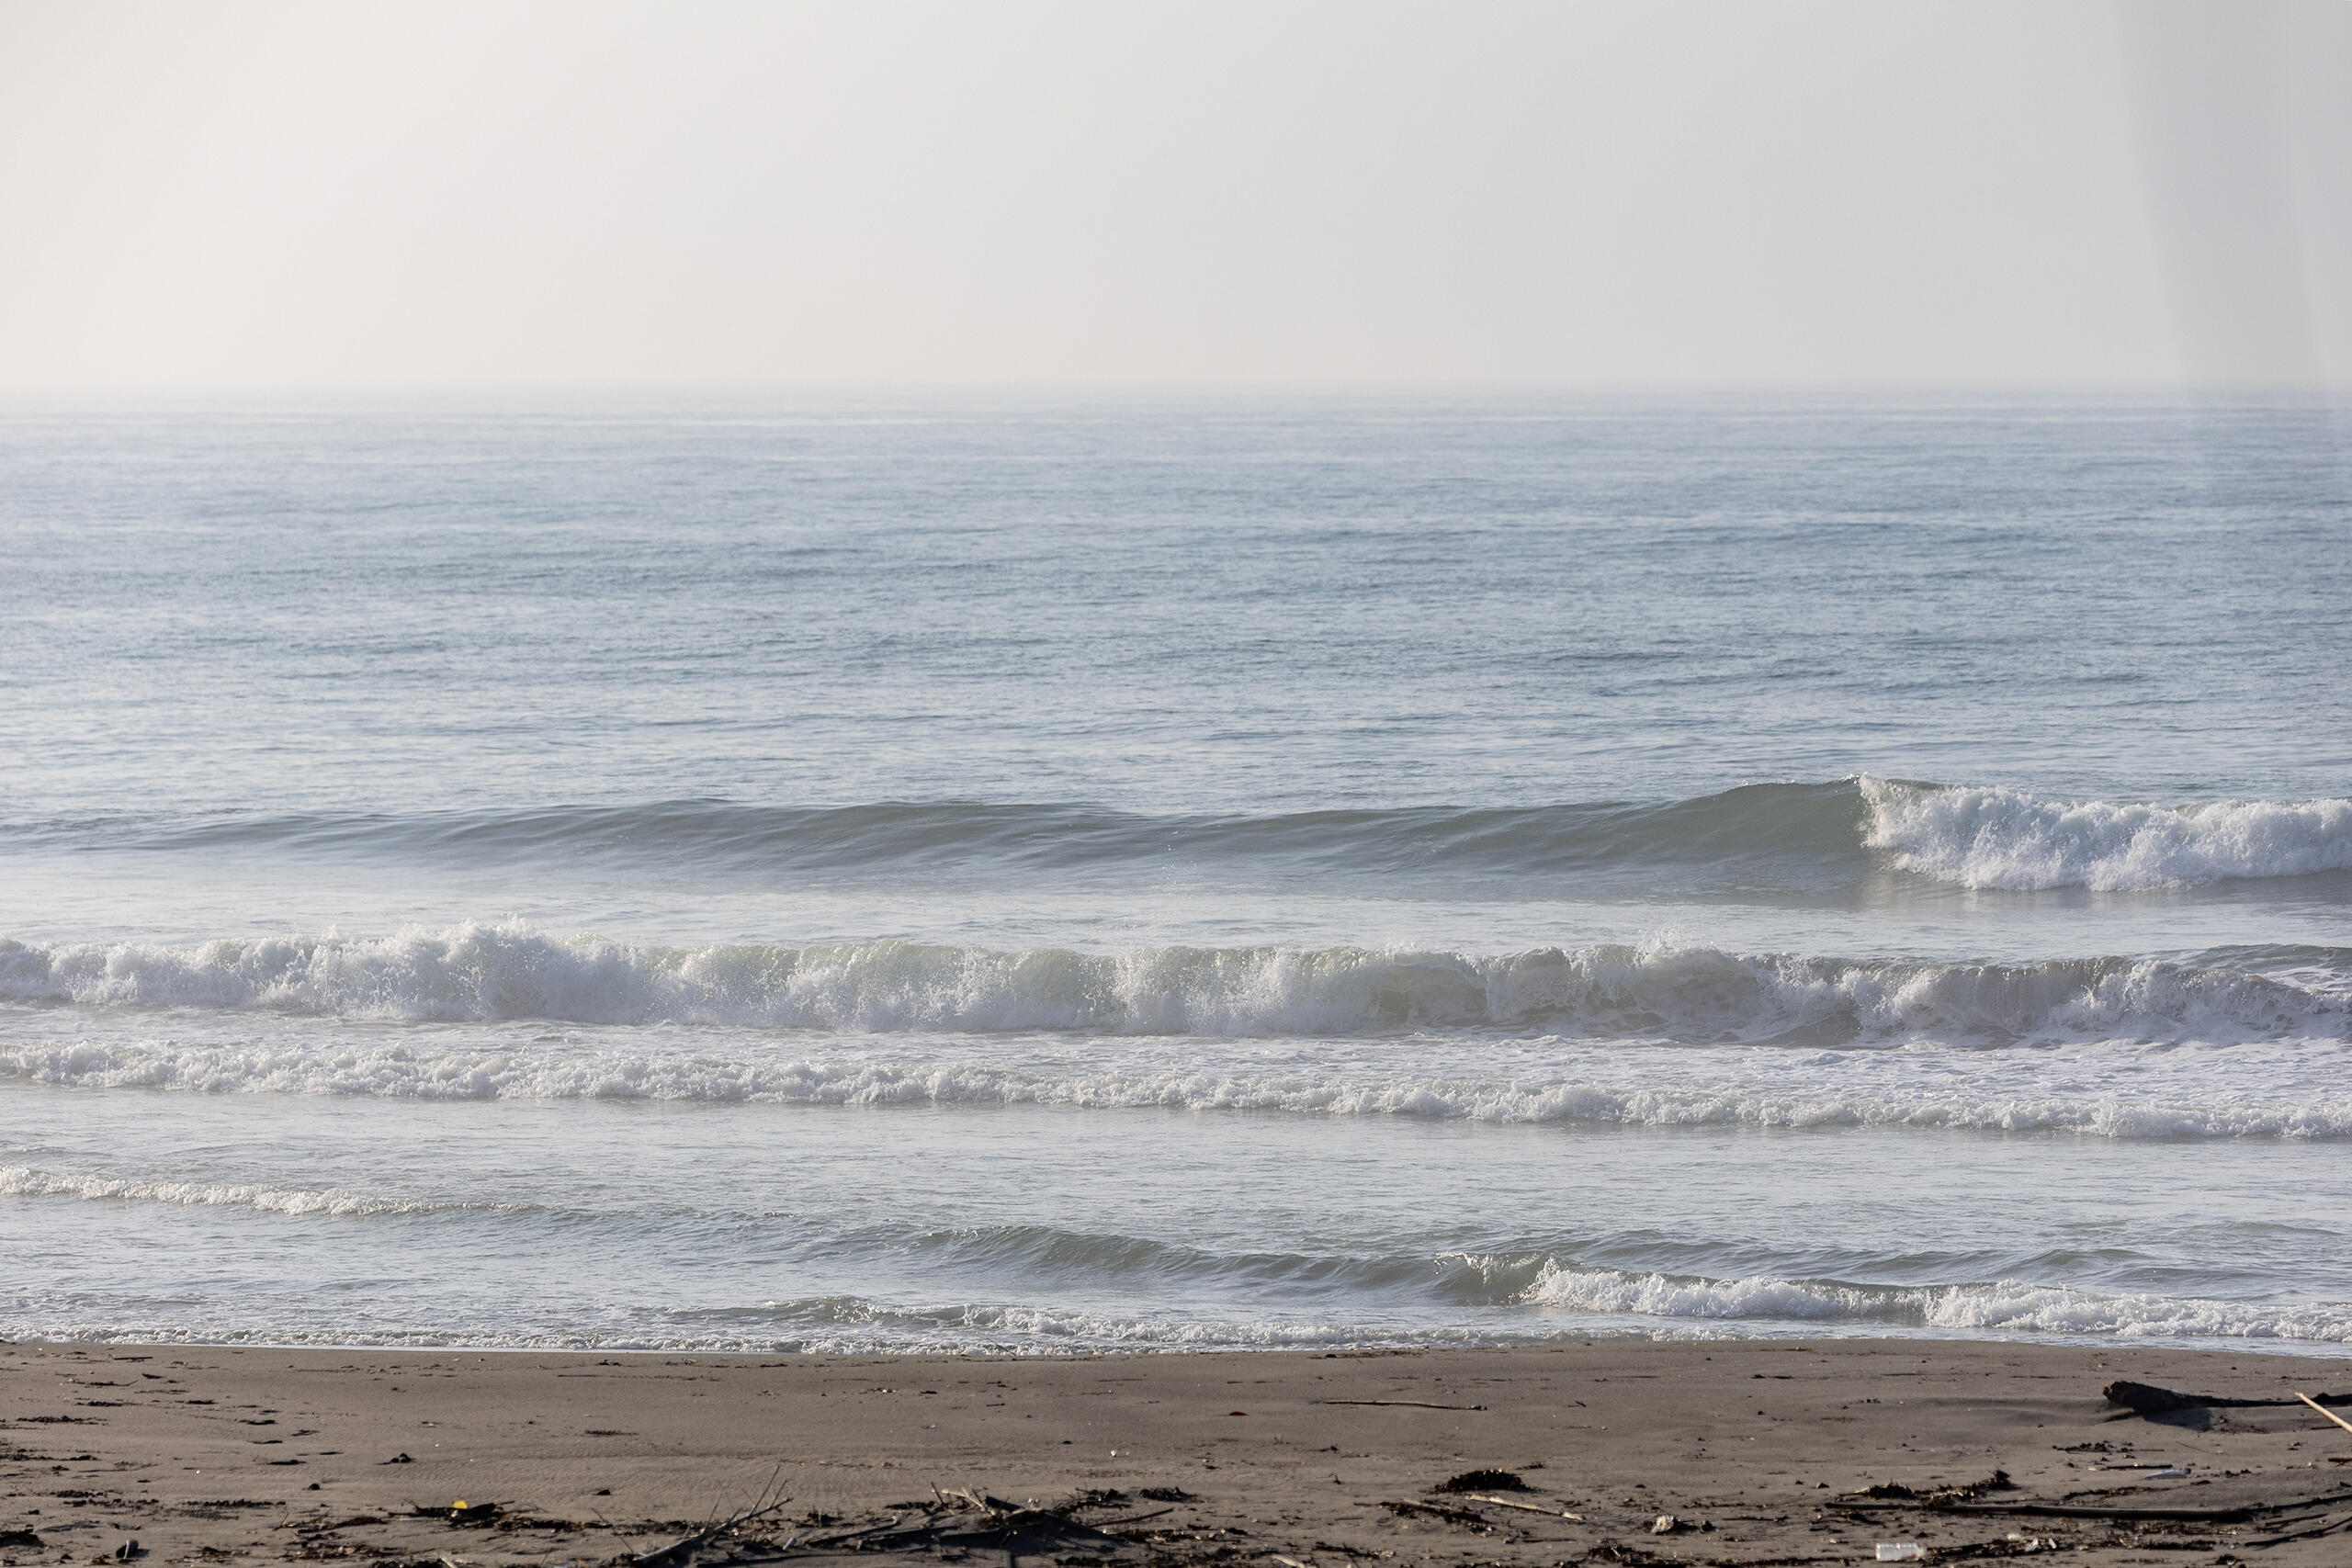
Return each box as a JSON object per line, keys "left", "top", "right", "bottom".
{"left": 2, "top": 390, "right": 2347, "bottom": 1352}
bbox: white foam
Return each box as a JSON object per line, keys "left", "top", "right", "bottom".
{"left": 5, "top": 1029, "right": 2348, "bottom": 1137}
{"left": 1, "top": 922, "right": 2341, "bottom": 1043}
{"left": 0, "top": 1163, "right": 458, "bottom": 1217}
{"left": 0, "top": 1301, "right": 1499, "bottom": 1357}
{"left": 19, "top": 1271, "right": 2337, "bottom": 1354}
{"left": 1862, "top": 777, "right": 2352, "bottom": 890}
{"left": 1521, "top": 1264, "right": 2352, "bottom": 1342}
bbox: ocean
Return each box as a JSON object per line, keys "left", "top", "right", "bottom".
{"left": 3, "top": 390, "right": 2348, "bottom": 1355}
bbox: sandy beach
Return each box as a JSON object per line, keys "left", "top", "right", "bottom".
{"left": 4, "top": 1339, "right": 2348, "bottom": 1567}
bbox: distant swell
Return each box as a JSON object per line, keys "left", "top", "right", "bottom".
{"left": 15, "top": 777, "right": 2350, "bottom": 893}
{"left": 2, "top": 924, "right": 2343, "bottom": 1043}
{"left": 2, "top": 784, "right": 1871, "bottom": 882}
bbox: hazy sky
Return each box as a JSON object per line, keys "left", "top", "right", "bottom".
{"left": 1, "top": 0, "right": 2345, "bottom": 387}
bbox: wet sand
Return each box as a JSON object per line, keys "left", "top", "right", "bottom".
{"left": 4, "top": 1339, "right": 2349, "bottom": 1567}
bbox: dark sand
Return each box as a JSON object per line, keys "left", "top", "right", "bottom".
{"left": 5, "top": 1340, "right": 2350, "bottom": 1567}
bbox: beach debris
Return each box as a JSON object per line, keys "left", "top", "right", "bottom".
{"left": 635, "top": 1485, "right": 790, "bottom": 1568}
{"left": 1837, "top": 1495, "right": 2264, "bottom": 1524}
{"left": 1873, "top": 1544, "right": 1923, "bottom": 1562}
{"left": 2103, "top": 1380, "right": 2352, "bottom": 1416}
{"left": 110, "top": 1540, "right": 142, "bottom": 1561}
{"left": 2103, "top": 1381, "right": 2243, "bottom": 1414}
{"left": 1583, "top": 1546, "right": 1673, "bottom": 1565}
{"left": 635, "top": 1474, "right": 794, "bottom": 1568}
{"left": 1380, "top": 1500, "right": 1489, "bottom": 1530}
{"left": 2243, "top": 1508, "right": 2352, "bottom": 1549}
{"left": 1317, "top": 1398, "right": 1486, "bottom": 1411}
{"left": 1460, "top": 1495, "right": 1581, "bottom": 1519}
{"left": 1136, "top": 1487, "right": 1193, "bottom": 1503}
{"left": 1033, "top": 1490, "right": 1173, "bottom": 1530}
{"left": 1432, "top": 1469, "right": 1528, "bottom": 1494}
{"left": 1088, "top": 1506, "right": 1175, "bottom": 1529}
{"left": 1847, "top": 1472, "right": 2012, "bottom": 1506}
{"left": 2299, "top": 1392, "right": 2352, "bottom": 1436}
{"left": 0, "top": 1530, "right": 43, "bottom": 1550}
{"left": 1648, "top": 1515, "right": 1679, "bottom": 1534}
{"left": 781, "top": 1486, "right": 1138, "bottom": 1559}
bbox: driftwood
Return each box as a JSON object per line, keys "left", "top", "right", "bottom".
{"left": 1317, "top": 1399, "right": 1487, "bottom": 1411}
{"left": 1832, "top": 1486, "right": 2352, "bottom": 1527}
{"left": 1461, "top": 1494, "right": 1582, "bottom": 1519}
{"left": 1832, "top": 1497, "right": 2257, "bottom": 1524}
{"left": 1088, "top": 1506, "right": 1175, "bottom": 1529}
{"left": 776, "top": 1487, "right": 1137, "bottom": 1561}
{"left": 2243, "top": 1510, "right": 2352, "bottom": 1549}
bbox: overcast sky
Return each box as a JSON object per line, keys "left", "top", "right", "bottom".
{"left": 1, "top": 0, "right": 2345, "bottom": 387}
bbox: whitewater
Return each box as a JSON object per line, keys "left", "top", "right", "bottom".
{"left": 3, "top": 390, "right": 2348, "bottom": 1355}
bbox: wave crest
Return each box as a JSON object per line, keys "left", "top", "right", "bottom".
{"left": 1863, "top": 778, "right": 2352, "bottom": 890}
{"left": 2, "top": 923, "right": 2343, "bottom": 1043}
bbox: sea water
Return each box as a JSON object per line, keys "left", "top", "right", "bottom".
{"left": 2, "top": 390, "right": 2348, "bottom": 1353}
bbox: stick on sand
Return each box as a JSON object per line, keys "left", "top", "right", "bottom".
{"left": 1316, "top": 1398, "right": 1487, "bottom": 1410}
{"left": 1463, "top": 1495, "right": 1582, "bottom": 1519}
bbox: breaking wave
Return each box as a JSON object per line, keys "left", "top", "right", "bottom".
{"left": 1518, "top": 1264, "right": 2352, "bottom": 1342}
{"left": 2, "top": 923, "right": 2344, "bottom": 1043}
{"left": 1862, "top": 777, "right": 2352, "bottom": 890}
{"left": 11, "top": 1259, "right": 2345, "bottom": 1352}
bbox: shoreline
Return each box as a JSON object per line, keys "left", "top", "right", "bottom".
{"left": 6, "top": 1338, "right": 2349, "bottom": 1566}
